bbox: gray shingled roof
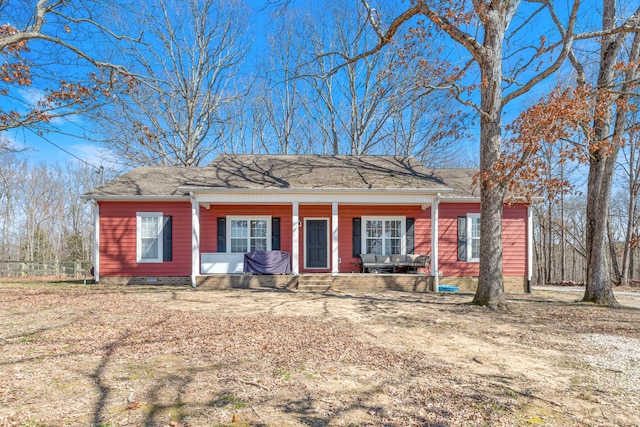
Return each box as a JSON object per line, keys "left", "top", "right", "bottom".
{"left": 84, "top": 155, "right": 479, "bottom": 198}
{"left": 427, "top": 168, "right": 480, "bottom": 198}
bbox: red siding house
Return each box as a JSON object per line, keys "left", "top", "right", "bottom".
{"left": 83, "top": 155, "right": 533, "bottom": 292}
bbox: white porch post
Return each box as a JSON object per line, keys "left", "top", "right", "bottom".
{"left": 292, "top": 202, "right": 300, "bottom": 275}
{"left": 191, "top": 196, "right": 200, "bottom": 287}
{"left": 93, "top": 201, "right": 100, "bottom": 283}
{"left": 331, "top": 202, "right": 339, "bottom": 275}
{"left": 431, "top": 194, "right": 440, "bottom": 290}
{"left": 527, "top": 204, "right": 533, "bottom": 293}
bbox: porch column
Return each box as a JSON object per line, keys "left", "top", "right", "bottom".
{"left": 431, "top": 194, "right": 440, "bottom": 290}
{"left": 527, "top": 204, "right": 533, "bottom": 293}
{"left": 292, "top": 202, "right": 300, "bottom": 275}
{"left": 93, "top": 200, "right": 100, "bottom": 283}
{"left": 331, "top": 202, "right": 339, "bottom": 275}
{"left": 191, "top": 197, "right": 200, "bottom": 287}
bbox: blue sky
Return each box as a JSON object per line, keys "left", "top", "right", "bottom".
{"left": 0, "top": 0, "right": 614, "bottom": 173}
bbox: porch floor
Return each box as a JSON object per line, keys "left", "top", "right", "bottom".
{"left": 196, "top": 273, "right": 433, "bottom": 293}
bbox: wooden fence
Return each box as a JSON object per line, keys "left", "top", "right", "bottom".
{"left": 0, "top": 260, "right": 93, "bottom": 278}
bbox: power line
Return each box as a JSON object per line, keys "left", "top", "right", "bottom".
{"left": 26, "top": 128, "right": 102, "bottom": 171}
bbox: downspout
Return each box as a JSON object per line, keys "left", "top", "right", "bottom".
{"left": 527, "top": 203, "right": 533, "bottom": 293}
{"left": 292, "top": 202, "right": 300, "bottom": 275}
{"left": 92, "top": 200, "right": 100, "bottom": 283}
{"left": 431, "top": 193, "right": 440, "bottom": 291}
{"left": 191, "top": 192, "right": 200, "bottom": 288}
{"left": 331, "top": 202, "right": 339, "bottom": 276}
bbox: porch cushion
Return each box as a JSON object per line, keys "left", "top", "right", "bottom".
{"left": 376, "top": 255, "right": 392, "bottom": 264}
{"left": 360, "top": 254, "right": 376, "bottom": 263}
{"left": 390, "top": 255, "right": 404, "bottom": 263}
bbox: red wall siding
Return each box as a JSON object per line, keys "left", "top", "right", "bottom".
{"left": 99, "top": 201, "right": 192, "bottom": 276}
{"left": 199, "top": 204, "right": 293, "bottom": 254}
{"left": 502, "top": 204, "right": 528, "bottom": 276}
{"left": 438, "top": 202, "right": 527, "bottom": 277}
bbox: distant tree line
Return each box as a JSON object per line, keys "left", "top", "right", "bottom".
{"left": 0, "top": 150, "right": 105, "bottom": 264}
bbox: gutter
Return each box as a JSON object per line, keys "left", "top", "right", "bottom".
{"left": 440, "top": 196, "right": 544, "bottom": 203}
{"left": 80, "top": 195, "right": 191, "bottom": 202}
{"left": 177, "top": 185, "right": 455, "bottom": 195}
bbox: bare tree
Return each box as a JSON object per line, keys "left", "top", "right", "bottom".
{"left": 566, "top": 3, "right": 640, "bottom": 305}
{"left": 384, "top": 89, "right": 470, "bottom": 168}
{"left": 1, "top": 0, "right": 133, "bottom": 133}
{"left": 0, "top": 153, "right": 105, "bottom": 263}
{"left": 339, "top": 1, "right": 579, "bottom": 309}
{"left": 259, "top": 10, "right": 306, "bottom": 155}
{"left": 93, "top": 0, "right": 251, "bottom": 167}
{"left": 298, "top": 0, "right": 398, "bottom": 155}
{"left": 616, "top": 111, "right": 640, "bottom": 286}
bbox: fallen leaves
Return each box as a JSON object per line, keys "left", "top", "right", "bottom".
{"left": 1, "top": 284, "right": 639, "bottom": 426}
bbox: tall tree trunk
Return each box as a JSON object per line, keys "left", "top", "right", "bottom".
{"left": 607, "top": 219, "right": 621, "bottom": 286}
{"left": 546, "top": 196, "right": 553, "bottom": 282}
{"left": 584, "top": 135, "right": 620, "bottom": 305}
{"left": 581, "top": 0, "right": 635, "bottom": 306}
{"left": 471, "top": 9, "right": 508, "bottom": 310}
{"left": 621, "top": 191, "right": 637, "bottom": 286}
{"left": 560, "top": 163, "right": 566, "bottom": 281}
{"left": 583, "top": 3, "right": 640, "bottom": 305}
{"left": 631, "top": 244, "right": 636, "bottom": 281}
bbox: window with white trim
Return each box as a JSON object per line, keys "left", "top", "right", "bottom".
{"left": 136, "top": 212, "right": 163, "bottom": 262}
{"left": 458, "top": 213, "right": 480, "bottom": 262}
{"left": 228, "top": 217, "right": 271, "bottom": 253}
{"left": 362, "top": 217, "right": 405, "bottom": 255}
{"left": 468, "top": 214, "right": 480, "bottom": 262}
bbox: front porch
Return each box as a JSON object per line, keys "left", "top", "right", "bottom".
{"left": 196, "top": 273, "right": 433, "bottom": 293}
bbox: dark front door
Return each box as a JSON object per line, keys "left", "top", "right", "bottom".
{"left": 306, "top": 219, "right": 328, "bottom": 269}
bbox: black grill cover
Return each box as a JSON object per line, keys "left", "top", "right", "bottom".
{"left": 243, "top": 250, "right": 291, "bottom": 274}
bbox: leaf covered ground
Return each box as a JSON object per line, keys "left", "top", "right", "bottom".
{"left": 1, "top": 282, "right": 639, "bottom": 426}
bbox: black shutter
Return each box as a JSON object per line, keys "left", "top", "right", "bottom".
{"left": 352, "top": 217, "right": 362, "bottom": 257}
{"left": 162, "top": 216, "right": 172, "bottom": 261}
{"left": 272, "top": 217, "right": 281, "bottom": 250}
{"left": 458, "top": 216, "right": 467, "bottom": 261}
{"left": 406, "top": 218, "right": 415, "bottom": 254}
{"left": 217, "top": 217, "right": 226, "bottom": 252}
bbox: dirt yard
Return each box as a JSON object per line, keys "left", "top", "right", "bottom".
{"left": 1, "top": 281, "right": 639, "bottom": 427}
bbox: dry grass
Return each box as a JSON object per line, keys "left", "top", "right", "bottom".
{"left": 1, "top": 281, "right": 639, "bottom": 426}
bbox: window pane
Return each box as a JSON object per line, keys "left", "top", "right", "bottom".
{"left": 230, "top": 239, "right": 248, "bottom": 253}
{"left": 385, "top": 238, "right": 401, "bottom": 255}
{"left": 252, "top": 238, "right": 267, "bottom": 251}
{"left": 366, "top": 220, "right": 382, "bottom": 238}
{"left": 141, "top": 216, "right": 158, "bottom": 238}
{"left": 141, "top": 237, "right": 158, "bottom": 259}
{"left": 472, "top": 239, "right": 480, "bottom": 259}
{"left": 384, "top": 221, "right": 401, "bottom": 254}
{"left": 251, "top": 219, "right": 267, "bottom": 237}
{"left": 231, "top": 220, "right": 248, "bottom": 238}
{"left": 385, "top": 220, "right": 402, "bottom": 238}
{"left": 471, "top": 217, "right": 480, "bottom": 238}
{"left": 471, "top": 217, "right": 480, "bottom": 260}
{"left": 366, "top": 239, "right": 382, "bottom": 255}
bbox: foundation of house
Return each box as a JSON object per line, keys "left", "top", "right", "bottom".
{"left": 436, "top": 276, "right": 528, "bottom": 293}
{"left": 196, "top": 273, "right": 432, "bottom": 293}
{"left": 98, "top": 274, "right": 528, "bottom": 293}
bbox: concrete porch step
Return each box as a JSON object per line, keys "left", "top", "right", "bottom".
{"left": 296, "top": 284, "right": 332, "bottom": 292}
{"left": 296, "top": 275, "right": 334, "bottom": 292}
